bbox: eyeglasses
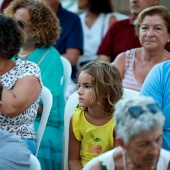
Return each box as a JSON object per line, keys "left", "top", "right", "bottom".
{"left": 17, "top": 21, "right": 26, "bottom": 29}
{"left": 128, "top": 104, "right": 161, "bottom": 118}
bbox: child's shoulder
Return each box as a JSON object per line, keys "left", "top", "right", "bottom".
{"left": 72, "top": 107, "right": 86, "bottom": 127}
{"left": 74, "top": 107, "right": 84, "bottom": 113}
{"left": 73, "top": 107, "right": 85, "bottom": 119}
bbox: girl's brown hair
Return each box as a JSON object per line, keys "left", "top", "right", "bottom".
{"left": 80, "top": 61, "right": 123, "bottom": 115}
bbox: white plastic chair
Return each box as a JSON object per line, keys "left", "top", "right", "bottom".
{"left": 60, "top": 56, "right": 72, "bottom": 94}
{"left": 63, "top": 91, "right": 79, "bottom": 170}
{"left": 62, "top": 89, "right": 139, "bottom": 169}
{"left": 29, "top": 154, "right": 41, "bottom": 170}
{"left": 122, "top": 88, "right": 139, "bottom": 99}
{"left": 35, "top": 86, "right": 53, "bottom": 157}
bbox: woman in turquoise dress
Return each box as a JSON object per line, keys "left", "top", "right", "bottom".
{"left": 5, "top": 0, "right": 65, "bottom": 169}
{"left": 31, "top": 46, "right": 65, "bottom": 170}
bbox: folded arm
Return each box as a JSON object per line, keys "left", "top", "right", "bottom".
{"left": 2, "top": 76, "right": 41, "bottom": 117}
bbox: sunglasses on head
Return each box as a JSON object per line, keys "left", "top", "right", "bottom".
{"left": 17, "top": 21, "right": 26, "bottom": 29}
{"left": 128, "top": 103, "right": 161, "bottom": 118}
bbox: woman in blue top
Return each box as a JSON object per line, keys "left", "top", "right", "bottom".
{"left": 4, "top": 0, "right": 65, "bottom": 170}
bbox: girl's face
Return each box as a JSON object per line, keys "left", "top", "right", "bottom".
{"left": 77, "top": 71, "right": 96, "bottom": 108}
{"left": 77, "top": 0, "right": 89, "bottom": 10}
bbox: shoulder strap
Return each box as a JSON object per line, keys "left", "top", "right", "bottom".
{"left": 38, "top": 50, "right": 51, "bottom": 66}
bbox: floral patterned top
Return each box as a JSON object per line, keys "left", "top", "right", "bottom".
{"left": 0, "top": 60, "right": 42, "bottom": 139}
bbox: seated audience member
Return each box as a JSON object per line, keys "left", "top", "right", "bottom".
{"left": 45, "top": 0, "right": 83, "bottom": 83}
{"left": 0, "top": 83, "right": 31, "bottom": 170}
{"left": 112, "top": 6, "right": 170, "bottom": 92}
{"left": 4, "top": 0, "right": 65, "bottom": 169}
{"left": 83, "top": 96, "right": 170, "bottom": 170}
{"left": 97, "top": 0, "right": 160, "bottom": 62}
{"left": 77, "top": 0, "right": 128, "bottom": 66}
{"left": 0, "top": 14, "right": 42, "bottom": 154}
{"left": 69, "top": 61, "right": 123, "bottom": 169}
{"left": 140, "top": 61, "right": 170, "bottom": 151}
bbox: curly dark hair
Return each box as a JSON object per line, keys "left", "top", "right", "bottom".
{"left": 88, "top": 0, "right": 113, "bottom": 15}
{"left": 79, "top": 61, "right": 123, "bottom": 115}
{"left": 0, "top": 14, "right": 23, "bottom": 59}
{"left": 4, "top": 0, "right": 60, "bottom": 47}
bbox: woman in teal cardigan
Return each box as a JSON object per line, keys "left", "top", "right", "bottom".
{"left": 5, "top": 0, "right": 65, "bottom": 169}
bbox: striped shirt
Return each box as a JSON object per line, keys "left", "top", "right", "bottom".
{"left": 122, "top": 49, "right": 142, "bottom": 92}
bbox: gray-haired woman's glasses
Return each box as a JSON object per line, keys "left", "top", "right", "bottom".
{"left": 128, "top": 104, "right": 161, "bottom": 118}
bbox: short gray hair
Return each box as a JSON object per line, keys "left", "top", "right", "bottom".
{"left": 114, "top": 96, "right": 165, "bottom": 145}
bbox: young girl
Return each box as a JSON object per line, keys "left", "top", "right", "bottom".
{"left": 68, "top": 61, "right": 123, "bottom": 169}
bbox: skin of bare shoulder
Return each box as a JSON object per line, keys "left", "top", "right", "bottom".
{"left": 134, "top": 47, "right": 170, "bottom": 83}
{"left": 112, "top": 52, "right": 126, "bottom": 79}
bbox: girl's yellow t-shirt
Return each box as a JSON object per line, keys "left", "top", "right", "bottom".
{"left": 72, "top": 107, "right": 115, "bottom": 167}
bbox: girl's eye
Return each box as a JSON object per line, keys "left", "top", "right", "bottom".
{"left": 85, "top": 85, "right": 90, "bottom": 89}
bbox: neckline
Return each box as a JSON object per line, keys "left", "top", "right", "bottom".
{"left": 82, "top": 109, "right": 113, "bottom": 127}
{"left": 83, "top": 12, "right": 105, "bottom": 30}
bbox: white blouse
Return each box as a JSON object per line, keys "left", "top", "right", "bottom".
{"left": 79, "top": 12, "right": 129, "bottom": 64}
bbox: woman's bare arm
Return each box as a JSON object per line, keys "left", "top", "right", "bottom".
{"left": 2, "top": 76, "right": 41, "bottom": 116}
{"left": 111, "top": 52, "right": 126, "bottom": 79}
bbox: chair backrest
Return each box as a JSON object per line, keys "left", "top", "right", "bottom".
{"left": 60, "top": 56, "right": 72, "bottom": 94}
{"left": 122, "top": 88, "right": 139, "bottom": 99}
{"left": 35, "top": 86, "right": 53, "bottom": 157}
{"left": 29, "top": 154, "right": 41, "bottom": 170}
{"left": 63, "top": 91, "right": 79, "bottom": 170}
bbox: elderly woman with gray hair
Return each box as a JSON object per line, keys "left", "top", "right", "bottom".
{"left": 83, "top": 96, "right": 170, "bottom": 170}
